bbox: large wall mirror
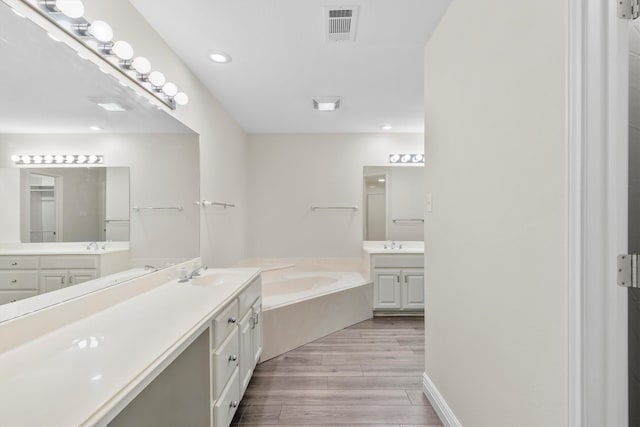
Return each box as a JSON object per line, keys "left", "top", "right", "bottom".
{"left": 0, "top": 1, "right": 199, "bottom": 313}
{"left": 363, "top": 165, "right": 424, "bottom": 241}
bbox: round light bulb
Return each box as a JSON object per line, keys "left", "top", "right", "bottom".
{"left": 88, "top": 20, "right": 113, "bottom": 43}
{"left": 77, "top": 155, "right": 87, "bottom": 163}
{"left": 162, "top": 82, "right": 178, "bottom": 97}
{"left": 54, "top": 155, "right": 65, "bottom": 163}
{"left": 88, "top": 155, "right": 98, "bottom": 164}
{"left": 174, "top": 92, "right": 189, "bottom": 106}
{"left": 10, "top": 155, "right": 20, "bottom": 162}
{"left": 32, "top": 155, "right": 43, "bottom": 164}
{"left": 132, "top": 57, "right": 151, "bottom": 75}
{"left": 401, "top": 154, "right": 412, "bottom": 163}
{"left": 112, "top": 40, "right": 133, "bottom": 60}
{"left": 44, "top": 155, "right": 54, "bottom": 163}
{"left": 389, "top": 154, "right": 400, "bottom": 163}
{"left": 148, "top": 71, "right": 166, "bottom": 87}
{"left": 413, "top": 154, "right": 424, "bottom": 162}
{"left": 53, "top": 0, "right": 84, "bottom": 19}
{"left": 65, "top": 155, "right": 75, "bottom": 163}
{"left": 21, "top": 155, "right": 31, "bottom": 164}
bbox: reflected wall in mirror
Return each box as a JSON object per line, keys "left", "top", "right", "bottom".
{"left": 363, "top": 166, "right": 425, "bottom": 241}
{"left": 0, "top": 0, "right": 199, "bottom": 315}
{"left": 17, "top": 167, "right": 130, "bottom": 243}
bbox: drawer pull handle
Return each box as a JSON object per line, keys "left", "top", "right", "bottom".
{"left": 229, "top": 355, "right": 238, "bottom": 362}
{"left": 229, "top": 401, "right": 239, "bottom": 408}
{"left": 228, "top": 317, "right": 237, "bottom": 324}
{"left": 11, "top": 279, "right": 17, "bottom": 284}
{"left": 11, "top": 262, "right": 17, "bottom": 266}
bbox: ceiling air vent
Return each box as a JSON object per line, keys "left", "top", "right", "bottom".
{"left": 325, "top": 6, "right": 359, "bottom": 42}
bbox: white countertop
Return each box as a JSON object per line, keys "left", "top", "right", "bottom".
{"left": 0, "top": 267, "right": 260, "bottom": 426}
{"left": 0, "top": 242, "right": 130, "bottom": 255}
{"left": 362, "top": 241, "right": 424, "bottom": 254}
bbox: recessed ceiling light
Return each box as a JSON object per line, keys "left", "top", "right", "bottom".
{"left": 96, "top": 102, "right": 126, "bottom": 112}
{"left": 381, "top": 125, "right": 393, "bottom": 130}
{"left": 89, "top": 126, "right": 102, "bottom": 131}
{"left": 313, "top": 97, "right": 341, "bottom": 112}
{"left": 377, "top": 178, "right": 386, "bottom": 183}
{"left": 209, "top": 51, "right": 232, "bottom": 64}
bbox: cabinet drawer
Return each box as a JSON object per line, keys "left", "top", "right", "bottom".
{"left": 213, "top": 369, "right": 240, "bottom": 427}
{"left": 372, "top": 255, "right": 423, "bottom": 269}
{"left": 0, "top": 290, "right": 38, "bottom": 305}
{"left": 39, "top": 256, "right": 98, "bottom": 270}
{"left": 0, "top": 271, "right": 38, "bottom": 290}
{"left": 0, "top": 257, "right": 39, "bottom": 270}
{"left": 238, "top": 277, "right": 261, "bottom": 316}
{"left": 213, "top": 327, "right": 240, "bottom": 399}
{"left": 212, "top": 299, "right": 238, "bottom": 348}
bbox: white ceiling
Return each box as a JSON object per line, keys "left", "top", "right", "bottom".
{"left": 130, "top": 0, "right": 451, "bottom": 133}
{"left": 0, "top": 3, "right": 192, "bottom": 134}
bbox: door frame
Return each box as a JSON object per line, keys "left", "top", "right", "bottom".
{"left": 570, "top": 0, "right": 628, "bottom": 425}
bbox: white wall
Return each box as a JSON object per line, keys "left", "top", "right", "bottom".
{"left": 0, "top": 133, "right": 200, "bottom": 265}
{"left": 78, "top": 0, "right": 249, "bottom": 267}
{"left": 423, "top": 1, "right": 567, "bottom": 426}
{"left": 248, "top": 133, "right": 423, "bottom": 257}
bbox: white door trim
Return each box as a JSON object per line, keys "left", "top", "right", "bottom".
{"left": 570, "top": 0, "right": 628, "bottom": 425}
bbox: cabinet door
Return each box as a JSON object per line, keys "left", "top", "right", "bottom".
{"left": 402, "top": 269, "right": 425, "bottom": 309}
{"left": 39, "top": 270, "right": 67, "bottom": 293}
{"left": 67, "top": 269, "right": 97, "bottom": 286}
{"left": 252, "top": 298, "right": 263, "bottom": 366}
{"left": 239, "top": 310, "right": 253, "bottom": 395}
{"left": 373, "top": 269, "right": 401, "bottom": 309}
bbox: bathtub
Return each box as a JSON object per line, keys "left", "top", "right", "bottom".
{"left": 259, "top": 269, "right": 373, "bottom": 361}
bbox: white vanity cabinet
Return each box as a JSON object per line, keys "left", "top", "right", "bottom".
{"left": 211, "top": 277, "right": 262, "bottom": 427}
{"left": 371, "top": 254, "right": 424, "bottom": 313}
{"left": 0, "top": 252, "right": 128, "bottom": 302}
{"left": 0, "top": 256, "right": 39, "bottom": 304}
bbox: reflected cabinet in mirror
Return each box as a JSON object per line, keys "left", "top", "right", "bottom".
{"left": 0, "top": 1, "right": 199, "bottom": 313}
{"left": 363, "top": 166, "right": 425, "bottom": 241}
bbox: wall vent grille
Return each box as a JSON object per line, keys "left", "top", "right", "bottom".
{"left": 325, "top": 6, "right": 358, "bottom": 42}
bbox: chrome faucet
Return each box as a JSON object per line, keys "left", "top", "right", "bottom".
{"left": 178, "top": 264, "right": 208, "bottom": 283}
{"left": 86, "top": 242, "right": 98, "bottom": 250}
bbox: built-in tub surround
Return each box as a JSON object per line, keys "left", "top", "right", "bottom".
{"left": 0, "top": 260, "right": 262, "bottom": 425}
{"left": 236, "top": 258, "right": 373, "bottom": 361}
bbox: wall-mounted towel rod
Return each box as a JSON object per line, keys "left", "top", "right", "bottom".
{"left": 392, "top": 218, "right": 424, "bottom": 223}
{"left": 310, "top": 205, "right": 359, "bottom": 211}
{"left": 104, "top": 219, "right": 130, "bottom": 222}
{"left": 194, "top": 200, "right": 236, "bottom": 208}
{"left": 132, "top": 206, "right": 183, "bottom": 212}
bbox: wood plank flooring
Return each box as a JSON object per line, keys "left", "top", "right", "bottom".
{"left": 231, "top": 316, "right": 442, "bottom": 426}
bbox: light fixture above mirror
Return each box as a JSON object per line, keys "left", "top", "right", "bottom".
{"left": 36, "top": 0, "right": 189, "bottom": 109}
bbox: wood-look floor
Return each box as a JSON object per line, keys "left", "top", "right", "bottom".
{"left": 231, "top": 316, "right": 442, "bottom": 427}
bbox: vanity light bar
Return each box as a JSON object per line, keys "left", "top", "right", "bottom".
{"left": 11, "top": 154, "right": 104, "bottom": 165}
{"left": 36, "top": 0, "right": 188, "bottom": 109}
{"left": 389, "top": 154, "right": 425, "bottom": 164}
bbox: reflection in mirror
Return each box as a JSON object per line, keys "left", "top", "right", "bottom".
{"left": 18, "top": 167, "right": 129, "bottom": 243}
{"left": 0, "top": 1, "right": 199, "bottom": 315}
{"left": 363, "top": 166, "right": 425, "bottom": 241}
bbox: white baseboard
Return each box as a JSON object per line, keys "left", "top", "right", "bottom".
{"left": 423, "top": 372, "right": 462, "bottom": 427}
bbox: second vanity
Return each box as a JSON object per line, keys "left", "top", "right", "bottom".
{"left": 363, "top": 241, "right": 425, "bottom": 314}
{"left": 0, "top": 261, "right": 262, "bottom": 427}
{"left": 0, "top": 243, "right": 130, "bottom": 305}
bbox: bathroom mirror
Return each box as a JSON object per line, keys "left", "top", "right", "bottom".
{"left": 16, "top": 167, "right": 130, "bottom": 243}
{"left": 363, "top": 165, "right": 425, "bottom": 241}
{"left": 0, "top": 1, "right": 199, "bottom": 313}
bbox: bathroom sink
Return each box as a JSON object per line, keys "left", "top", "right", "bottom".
{"left": 189, "top": 271, "right": 244, "bottom": 286}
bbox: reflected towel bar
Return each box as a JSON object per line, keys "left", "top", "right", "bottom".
{"left": 310, "top": 205, "right": 359, "bottom": 211}
{"left": 195, "top": 200, "right": 236, "bottom": 208}
{"left": 104, "top": 219, "right": 130, "bottom": 222}
{"left": 132, "top": 206, "right": 183, "bottom": 212}
{"left": 392, "top": 218, "right": 424, "bottom": 223}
